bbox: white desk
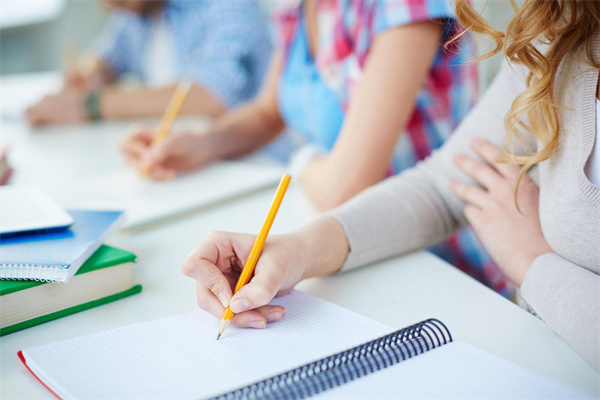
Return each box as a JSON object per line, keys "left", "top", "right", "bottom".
{"left": 1, "top": 81, "right": 598, "bottom": 398}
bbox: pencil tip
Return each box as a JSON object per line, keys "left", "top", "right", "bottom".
{"left": 216, "top": 333, "right": 221, "bottom": 341}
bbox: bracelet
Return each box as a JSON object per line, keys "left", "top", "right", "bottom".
{"left": 84, "top": 91, "right": 102, "bottom": 121}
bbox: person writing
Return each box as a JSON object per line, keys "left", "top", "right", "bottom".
{"left": 123, "top": 0, "right": 507, "bottom": 296}
{"left": 181, "top": 0, "right": 600, "bottom": 369}
{"left": 26, "top": 0, "right": 271, "bottom": 125}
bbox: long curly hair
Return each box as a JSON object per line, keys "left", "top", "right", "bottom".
{"left": 454, "top": 0, "right": 600, "bottom": 195}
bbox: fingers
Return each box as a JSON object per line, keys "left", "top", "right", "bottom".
{"left": 183, "top": 259, "right": 234, "bottom": 308}
{"left": 145, "top": 164, "right": 177, "bottom": 180}
{"left": 119, "top": 126, "right": 154, "bottom": 158}
{"left": 463, "top": 204, "right": 484, "bottom": 229}
{"left": 26, "top": 101, "right": 47, "bottom": 127}
{"left": 470, "top": 139, "right": 520, "bottom": 179}
{"left": 183, "top": 232, "right": 290, "bottom": 329}
{"left": 450, "top": 180, "right": 488, "bottom": 209}
{"left": 229, "top": 266, "right": 286, "bottom": 314}
{"left": 453, "top": 154, "right": 503, "bottom": 190}
{"left": 195, "top": 283, "right": 286, "bottom": 329}
{"left": 232, "top": 305, "right": 287, "bottom": 328}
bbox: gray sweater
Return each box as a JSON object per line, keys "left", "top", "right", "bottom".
{"left": 330, "top": 38, "right": 600, "bottom": 369}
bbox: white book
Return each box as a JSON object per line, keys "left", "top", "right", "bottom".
{"left": 59, "top": 160, "right": 284, "bottom": 232}
{"left": 0, "top": 72, "right": 61, "bottom": 120}
{"left": 19, "top": 291, "right": 587, "bottom": 399}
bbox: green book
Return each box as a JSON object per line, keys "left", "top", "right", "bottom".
{"left": 0, "top": 245, "right": 141, "bottom": 336}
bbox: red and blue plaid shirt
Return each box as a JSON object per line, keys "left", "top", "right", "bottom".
{"left": 275, "top": 0, "right": 480, "bottom": 173}
{"left": 275, "top": 0, "right": 513, "bottom": 297}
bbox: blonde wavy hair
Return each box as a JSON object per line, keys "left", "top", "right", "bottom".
{"left": 454, "top": 0, "right": 600, "bottom": 193}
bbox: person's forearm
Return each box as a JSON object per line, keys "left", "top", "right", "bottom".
{"left": 294, "top": 216, "right": 350, "bottom": 279}
{"left": 328, "top": 61, "right": 535, "bottom": 272}
{"left": 99, "top": 84, "right": 225, "bottom": 119}
{"left": 299, "top": 22, "right": 442, "bottom": 212}
{"left": 300, "top": 156, "right": 385, "bottom": 212}
{"left": 199, "top": 99, "right": 286, "bottom": 162}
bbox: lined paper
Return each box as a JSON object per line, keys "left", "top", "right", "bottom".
{"left": 21, "top": 291, "right": 587, "bottom": 399}
{"left": 21, "top": 291, "right": 393, "bottom": 399}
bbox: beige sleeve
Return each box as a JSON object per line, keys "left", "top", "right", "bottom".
{"left": 329, "top": 61, "right": 534, "bottom": 271}
{"left": 521, "top": 253, "right": 600, "bottom": 369}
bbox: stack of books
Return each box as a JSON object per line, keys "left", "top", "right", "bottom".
{"left": 0, "top": 210, "right": 141, "bottom": 336}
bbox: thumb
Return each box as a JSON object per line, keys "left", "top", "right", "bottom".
{"left": 229, "top": 267, "right": 283, "bottom": 313}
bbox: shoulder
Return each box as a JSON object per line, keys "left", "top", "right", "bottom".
{"left": 168, "top": 0, "right": 267, "bottom": 25}
{"left": 350, "top": 0, "right": 456, "bottom": 32}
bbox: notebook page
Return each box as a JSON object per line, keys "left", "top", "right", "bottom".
{"left": 21, "top": 291, "right": 393, "bottom": 399}
{"left": 0, "top": 72, "right": 61, "bottom": 120}
{"left": 322, "top": 341, "right": 588, "bottom": 398}
{"left": 59, "top": 161, "right": 283, "bottom": 230}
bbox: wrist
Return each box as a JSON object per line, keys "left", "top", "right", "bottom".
{"left": 84, "top": 90, "right": 103, "bottom": 121}
{"left": 296, "top": 217, "right": 349, "bottom": 280}
{"left": 192, "top": 132, "right": 217, "bottom": 167}
{"left": 517, "top": 247, "right": 554, "bottom": 287}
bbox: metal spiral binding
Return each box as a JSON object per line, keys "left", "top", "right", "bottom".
{"left": 0, "top": 263, "right": 66, "bottom": 282}
{"left": 211, "top": 318, "right": 452, "bottom": 400}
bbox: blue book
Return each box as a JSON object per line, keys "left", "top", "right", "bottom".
{"left": 0, "top": 210, "right": 123, "bottom": 283}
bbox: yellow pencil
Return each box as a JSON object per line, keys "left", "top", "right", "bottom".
{"left": 61, "top": 43, "right": 78, "bottom": 70}
{"left": 141, "top": 80, "right": 192, "bottom": 175}
{"left": 217, "top": 173, "right": 292, "bottom": 340}
{"left": 150, "top": 80, "right": 192, "bottom": 147}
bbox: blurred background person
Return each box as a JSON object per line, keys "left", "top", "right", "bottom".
{"left": 25, "top": 0, "right": 272, "bottom": 126}
{"left": 122, "top": 0, "right": 511, "bottom": 296}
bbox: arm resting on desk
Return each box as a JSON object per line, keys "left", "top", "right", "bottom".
{"left": 100, "top": 84, "right": 225, "bottom": 120}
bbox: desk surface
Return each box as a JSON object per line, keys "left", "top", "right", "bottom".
{"left": 1, "top": 76, "right": 598, "bottom": 398}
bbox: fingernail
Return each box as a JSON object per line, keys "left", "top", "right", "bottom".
{"left": 249, "top": 320, "right": 265, "bottom": 329}
{"left": 230, "top": 299, "right": 251, "bottom": 313}
{"left": 218, "top": 293, "right": 229, "bottom": 308}
{"left": 266, "top": 311, "right": 282, "bottom": 322}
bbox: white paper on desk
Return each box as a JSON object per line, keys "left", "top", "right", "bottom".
{"left": 20, "top": 291, "right": 394, "bottom": 399}
{"left": 322, "top": 340, "right": 589, "bottom": 399}
{"left": 20, "top": 291, "right": 588, "bottom": 399}
{"left": 0, "top": 72, "right": 61, "bottom": 120}
{"left": 59, "top": 160, "right": 284, "bottom": 231}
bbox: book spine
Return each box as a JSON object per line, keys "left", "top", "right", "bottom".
{"left": 212, "top": 319, "right": 452, "bottom": 400}
{"left": 0, "top": 264, "right": 69, "bottom": 283}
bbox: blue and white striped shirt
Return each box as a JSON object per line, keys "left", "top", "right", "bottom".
{"left": 95, "top": 0, "right": 272, "bottom": 108}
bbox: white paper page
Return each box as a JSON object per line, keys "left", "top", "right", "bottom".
{"left": 21, "top": 291, "right": 394, "bottom": 399}
{"left": 322, "top": 341, "right": 589, "bottom": 399}
{"left": 59, "top": 161, "right": 284, "bottom": 230}
{"left": 1, "top": 72, "right": 61, "bottom": 120}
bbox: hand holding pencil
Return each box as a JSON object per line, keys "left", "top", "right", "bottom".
{"left": 120, "top": 81, "right": 211, "bottom": 179}
{"left": 182, "top": 174, "right": 329, "bottom": 332}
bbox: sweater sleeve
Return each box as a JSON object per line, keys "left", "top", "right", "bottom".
{"left": 521, "top": 253, "right": 600, "bottom": 369}
{"left": 329, "top": 60, "right": 535, "bottom": 271}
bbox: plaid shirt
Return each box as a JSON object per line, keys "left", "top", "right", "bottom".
{"left": 276, "top": 0, "right": 513, "bottom": 297}
{"left": 276, "top": 0, "right": 479, "bottom": 173}
{"left": 95, "top": 0, "right": 272, "bottom": 108}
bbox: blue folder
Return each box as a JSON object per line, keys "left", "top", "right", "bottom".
{"left": 0, "top": 210, "right": 123, "bottom": 283}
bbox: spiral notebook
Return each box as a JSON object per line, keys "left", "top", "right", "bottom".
{"left": 0, "top": 210, "right": 123, "bottom": 283}
{"left": 18, "top": 291, "right": 585, "bottom": 399}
